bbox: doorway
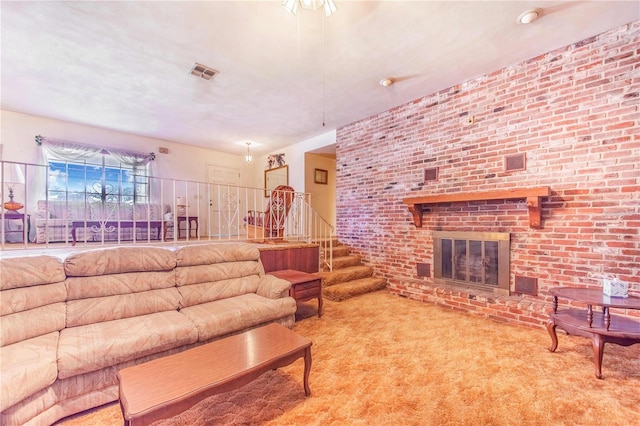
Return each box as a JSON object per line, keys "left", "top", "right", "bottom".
{"left": 206, "top": 164, "right": 241, "bottom": 237}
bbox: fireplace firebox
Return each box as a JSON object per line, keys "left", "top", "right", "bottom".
{"left": 433, "top": 231, "right": 510, "bottom": 295}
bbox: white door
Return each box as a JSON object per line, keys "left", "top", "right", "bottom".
{"left": 206, "top": 164, "right": 241, "bottom": 237}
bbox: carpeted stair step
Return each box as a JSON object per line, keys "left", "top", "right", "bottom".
{"left": 323, "top": 277, "right": 387, "bottom": 301}
{"left": 329, "top": 245, "right": 351, "bottom": 258}
{"left": 320, "top": 265, "right": 373, "bottom": 287}
{"left": 330, "top": 255, "right": 362, "bottom": 270}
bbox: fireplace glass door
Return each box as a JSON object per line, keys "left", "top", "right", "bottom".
{"left": 434, "top": 231, "right": 509, "bottom": 294}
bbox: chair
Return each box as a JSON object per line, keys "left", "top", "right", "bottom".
{"left": 245, "top": 185, "right": 295, "bottom": 242}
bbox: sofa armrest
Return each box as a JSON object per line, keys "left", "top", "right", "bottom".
{"left": 256, "top": 275, "right": 291, "bottom": 299}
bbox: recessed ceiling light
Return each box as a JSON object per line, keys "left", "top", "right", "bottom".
{"left": 190, "top": 63, "right": 218, "bottom": 80}
{"left": 517, "top": 8, "right": 543, "bottom": 24}
{"left": 380, "top": 77, "right": 395, "bottom": 87}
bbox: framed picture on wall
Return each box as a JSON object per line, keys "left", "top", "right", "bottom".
{"left": 314, "top": 168, "right": 328, "bottom": 185}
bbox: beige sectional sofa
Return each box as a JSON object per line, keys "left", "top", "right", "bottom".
{"left": 0, "top": 243, "right": 297, "bottom": 426}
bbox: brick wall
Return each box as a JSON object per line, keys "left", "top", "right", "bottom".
{"left": 335, "top": 22, "right": 639, "bottom": 327}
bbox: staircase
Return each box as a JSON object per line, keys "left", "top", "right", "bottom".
{"left": 319, "top": 241, "right": 387, "bottom": 301}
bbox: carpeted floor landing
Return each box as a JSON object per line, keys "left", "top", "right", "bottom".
{"left": 57, "top": 291, "right": 640, "bottom": 426}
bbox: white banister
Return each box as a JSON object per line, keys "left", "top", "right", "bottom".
{"left": 1, "top": 160, "right": 335, "bottom": 272}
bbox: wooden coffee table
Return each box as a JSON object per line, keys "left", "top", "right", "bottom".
{"left": 117, "top": 323, "right": 312, "bottom": 426}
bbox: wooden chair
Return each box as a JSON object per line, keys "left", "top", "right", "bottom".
{"left": 245, "top": 185, "right": 295, "bottom": 242}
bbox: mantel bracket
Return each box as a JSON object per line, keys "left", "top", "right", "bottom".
{"left": 526, "top": 196, "right": 542, "bottom": 228}
{"left": 407, "top": 204, "right": 423, "bottom": 228}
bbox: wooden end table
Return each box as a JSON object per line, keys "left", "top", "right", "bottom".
{"left": 177, "top": 216, "right": 198, "bottom": 238}
{"left": 117, "top": 323, "right": 312, "bottom": 426}
{"left": 546, "top": 287, "right": 640, "bottom": 379}
{"left": 270, "top": 269, "right": 323, "bottom": 317}
{"left": 1, "top": 212, "right": 30, "bottom": 243}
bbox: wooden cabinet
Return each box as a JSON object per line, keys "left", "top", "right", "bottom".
{"left": 259, "top": 245, "right": 319, "bottom": 273}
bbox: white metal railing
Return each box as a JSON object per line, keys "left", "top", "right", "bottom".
{"left": 309, "top": 207, "right": 335, "bottom": 272}
{"left": 1, "top": 160, "right": 335, "bottom": 270}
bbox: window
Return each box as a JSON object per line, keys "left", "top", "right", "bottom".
{"left": 48, "top": 159, "right": 149, "bottom": 204}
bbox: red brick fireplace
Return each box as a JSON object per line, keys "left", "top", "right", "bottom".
{"left": 334, "top": 22, "right": 639, "bottom": 328}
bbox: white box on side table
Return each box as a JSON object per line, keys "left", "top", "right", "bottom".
{"left": 603, "top": 278, "right": 628, "bottom": 298}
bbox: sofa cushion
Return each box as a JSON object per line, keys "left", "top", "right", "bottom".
{"left": 0, "top": 255, "right": 65, "bottom": 290}
{"left": 177, "top": 268, "right": 262, "bottom": 308}
{"left": 65, "top": 271, "right": 175, "bottom": 300}
{"left": 66, "top": 288, "right": 182, "bottom": 327}
{"left": 1, "top": 303, "right": 66, "bottom": 347}
{"left": 0, "top": 332, "right": 59, "bottom": 411}
{"left": 33, "top": 218, "right": 71, "bottom": 228}
{"left": 64, "top": 246, "right": 175, "bottom": 276}
{"left": 58, "top": 311, "right": 198, "bottom": 379}
{"left": 35, "top": 201, "right": 89, "bottom": 220}
{"left": 133, "top": 204, "right": 165, "bottom": 220}
{"left": 175, "top": 243, "right": 262, "bottom": 267}
{"left": 0, "top": 256, "right": 67, "bottom": 348}
{"left": 0, "top": 282, "right": 66, "bottom": 316}
{"left": 175, "top": 261, "right": 263, "bottom": 287}
{"left": 179, "top": 293, "right": 297, "bottom": 342}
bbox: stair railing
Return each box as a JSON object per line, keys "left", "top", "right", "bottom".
{"left": 276, "top": 192, "right": 334, "bottom": 272}
{"left": 310, "top": 207, "right": 335, "bottom": 272}
{"left": 1, "top": 159, "right": 335, "bottom": 267}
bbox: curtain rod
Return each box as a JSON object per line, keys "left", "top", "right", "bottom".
{"left": 35, "top": 135, "right": 155, "bottom": 161}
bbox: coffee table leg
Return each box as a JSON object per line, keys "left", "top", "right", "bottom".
{"left": 591, "top": 334, "right": 605, "bottom": 379}
{"left": 546, "top": 318, "right": 558, "bottom": 352}
{"left": 303, "top": 346, "right": 312, "bottom": 396}
{"left": 119, "top": 399, "right": 131, "bottom": 426}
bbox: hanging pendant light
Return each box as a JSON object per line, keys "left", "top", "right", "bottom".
{"left": 282, "top": 0, "right": 337, "bottom": 17}
{"left": 245, "top": 141, "right": 253, "bottom": 163}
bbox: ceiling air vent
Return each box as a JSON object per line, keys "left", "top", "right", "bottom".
{"left": 190, "top": 63, "right": 218, "bottom": 81}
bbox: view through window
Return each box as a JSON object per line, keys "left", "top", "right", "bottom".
{"left": 48, "top": 159, "right": 149, "bottom": 204}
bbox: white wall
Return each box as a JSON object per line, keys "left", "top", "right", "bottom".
{"left": 1, "top": 109, "right": 336, "bottom": 195}
{"left": 249, "top": 130, "right": 336, "bottom": 193}
{"left": 247, "top": 130, "right": 336, "bottom": 227}
{"left": 0, "top": 109, "right": 254, "bottom": 185}
{"left": 1, "top": 110, "right": 337, "bottom": 233}
{"left": 305, "top": 153, "right": 336, "bottom": 227}
{"left": 1, "top": 110, "right": 258, "bottom": 236}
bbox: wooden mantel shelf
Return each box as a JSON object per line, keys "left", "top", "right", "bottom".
{"left": 402, "top": 187, "right": 551, "bottom": 229}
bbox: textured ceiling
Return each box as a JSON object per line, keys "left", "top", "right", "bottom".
{"left": 1, "top": 1, "right": 638, "bottom": 157}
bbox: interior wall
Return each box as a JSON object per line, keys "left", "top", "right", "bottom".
{"left": 305, "top": 153, "right": 336, "bottom": 227}
{"left": 335, "top": 22, "right": 639, "bottom": 327}
{"left": 0, "top": 110, "right": 255, "bottom": 233}
{"left": 250, "top": 130, "right": 336, "bottom": 193}
{"left": 0, "top": 110, "right": 252, "bottom": 183}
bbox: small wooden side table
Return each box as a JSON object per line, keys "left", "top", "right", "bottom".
{"left": 2, "top": 212, "right": 30, "bottom": 243}
{"left": 177, "top": 216, "right": 198, "bottom": 238}
{"left": 546, "top": 287, "right": 640, "bottom": 379}
{"left": 270, "top": 269, "right": 323, "bottom": 318}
